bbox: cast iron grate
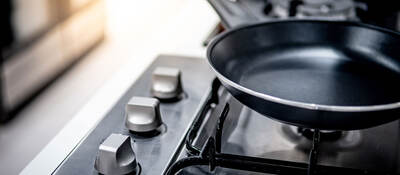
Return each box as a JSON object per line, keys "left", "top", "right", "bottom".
{"left": 166, "top": 78, "right": 396, "bottom": 175}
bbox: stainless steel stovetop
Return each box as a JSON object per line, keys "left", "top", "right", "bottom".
{"left": 51, "top": 55, "right": 400, "bottom": 175}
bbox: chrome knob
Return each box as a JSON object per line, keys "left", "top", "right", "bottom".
{"left": 94, "top": 134, "right": 137, "bottom": 175}
{"left": 151, "top": 67, "right": 183, "bottom": 99}
{"left": 125, "top": 97, "right": 163, "bottom": 132}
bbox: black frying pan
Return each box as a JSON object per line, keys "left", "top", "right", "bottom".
{"left": 207, "top": 20, "right": 400, "bottom": 130}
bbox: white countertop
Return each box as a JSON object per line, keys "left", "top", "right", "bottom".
{"left": 20, "top": 0, "right": 218, "bottom": 174}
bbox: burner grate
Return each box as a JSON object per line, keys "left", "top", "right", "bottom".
{"left": 166, "top": 78, "right": 397, "bottom": 175}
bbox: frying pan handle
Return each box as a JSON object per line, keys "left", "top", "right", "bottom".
{"left": 207, "top": 0, "right": 260, "bottom": 29}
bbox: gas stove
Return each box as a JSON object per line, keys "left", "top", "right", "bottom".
{"left": 49, "top": 54, "right": 400, "bottom": 175}
{"left": 208, "top": 0, "right": 399, "bottom": 30}
{"left": 26, "top": 0, "right": 400, "bottom": 174}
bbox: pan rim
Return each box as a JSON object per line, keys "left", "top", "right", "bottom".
{"left": 207, "top": 19, "right": 400, "bottom": 112}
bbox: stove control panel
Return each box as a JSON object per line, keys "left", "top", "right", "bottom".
{"left": 52, "top": 55, "right": 215, "bottom": 175}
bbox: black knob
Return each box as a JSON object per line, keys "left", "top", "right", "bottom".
{"left": 289, "top": 0, "right": 303, "bottom": 17}
{"left": 263, "top": 0, "right": 273, "bottom": 15}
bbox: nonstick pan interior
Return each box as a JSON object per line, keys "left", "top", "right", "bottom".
{"left": 234, "top": 45, "right": 400, "bottom": 106}
{"left": 209, "top": 21, "right": 400, "bottom": 107}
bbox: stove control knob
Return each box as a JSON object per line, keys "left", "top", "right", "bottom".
{"left": 95, "top": 134, "right": 137, "bottom": 175}
{"left": 151, "top": 67, "right": 183, "bottom": 100}
{"left": 125, "top": 97, "right": 163, "bottom": 132}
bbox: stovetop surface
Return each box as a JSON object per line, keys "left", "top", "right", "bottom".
{"left": 186, "top": 100, "right": 400, "bottom": 174}
{"left": 227, "top": 110, "right": 400, "bottom": 171}
{"left": 177, "top": 85, "right": 400, "bottom": 174}
{"left": 54, "top": 55, "right": 400, "bottom": 175}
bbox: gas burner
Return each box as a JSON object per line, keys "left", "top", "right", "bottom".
{"left": 297, "top": 127, "right": 343, "bottom": 142}
{"left": 280, "top": 125, "right": 362, "bottom": 151}
{"left": 269, "top": 0, "right": 359, "bottom": 20}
